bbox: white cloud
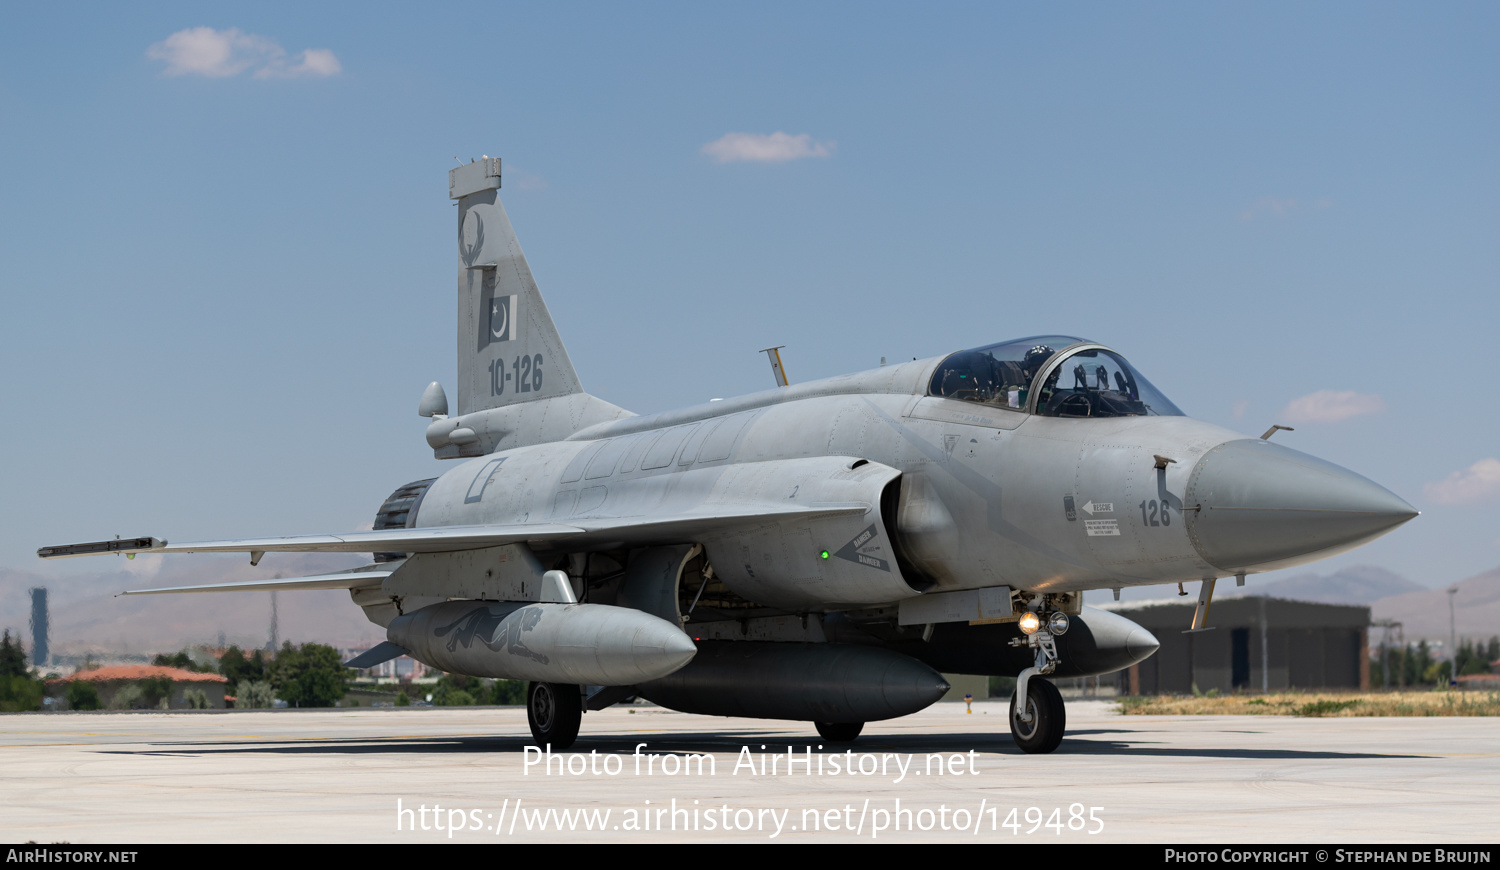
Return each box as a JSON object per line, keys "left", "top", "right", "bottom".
{"left": 702, "top": 132, "right": 834, "bottom": 164}
{"left": 1231, "top": 399, "right": 1249, "bottom": 421}
{"left": 147, "top": 27, "right": 340, "bottom": 79}
{"left": 256, "top": 48, "right": 342, "bottom": 79}
{"left": 1279, "top": 390, "right": 1386, "bottom": 423}
{"left": 1425, "top": 458, "right": 1500, "bottom": 505}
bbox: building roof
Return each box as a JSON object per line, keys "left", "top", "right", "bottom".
{"left": 48, "top": 665, "right": 228, "bottom": 685}
{"left": 1456, "top": 673, "right": 1500, "bottom": 686}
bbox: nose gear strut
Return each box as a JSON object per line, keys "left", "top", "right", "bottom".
{"left": 1008, "top": 612, "right": 1067, "bottom": 753}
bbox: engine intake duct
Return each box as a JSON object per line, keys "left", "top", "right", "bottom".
{"left": 372, "top": 478, "right": 437, "bottom": 562}
{"left": 637, "top": 641, "right": 949, "bottom": 722}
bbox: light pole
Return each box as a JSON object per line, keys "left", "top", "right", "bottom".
{"left": 1447, "top": 587, "right": 1459, "bottom": 688}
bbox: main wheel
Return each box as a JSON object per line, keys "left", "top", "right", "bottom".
{"left": 815, "top": 721, "right": 864, "bottom": 742}
{"left": 527, "top": 682, "right": 582, "bottom": 750}
{"left": 1009, "top": 678, "right": 1066, "bottom": 754}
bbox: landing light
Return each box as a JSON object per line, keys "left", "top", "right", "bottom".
{"left": 1018, "top": 612, "right": 1041, "bottom": 635}
{"left": 1048, "top": 612, "right": 1070, "bottom": 635}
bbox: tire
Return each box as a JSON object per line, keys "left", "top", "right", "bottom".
{"left": 527, "top": 682, "right": 582, "bottom": 750}
{"left": 815, "top": 721, "right": 864, "bottom": 742}
{"left": 1008, "top": 677, "right": 1065, "bottom": 754}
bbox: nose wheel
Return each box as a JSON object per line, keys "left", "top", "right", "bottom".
{"left": 527, "top": 682, "right": 582, "bottom": 750}
{"left": 1009, "top": 677, "right": 1065, "bottom": 753}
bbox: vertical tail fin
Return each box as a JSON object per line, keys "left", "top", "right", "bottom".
{"left": 450, "top": 159, "right": 582, "bottom": 416}
{"left": 433, "top": 159, "right": 631, "bottom": 458}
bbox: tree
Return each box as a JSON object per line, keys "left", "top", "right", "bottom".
{"left": 1456, "top": 638, "right": 1496, "bottom": 678}
{"left": 1407, "top": 641, "right": 1434, "bottom": 686}
{"left": 0, "top": 675, "right": 43, "bottom": 712}
{"left": 0, "top": 632, "right": 44, "bottom": 712}
{"left": 270, "top": 642, "right": 348, "bottom": 707}
{"left": 152, "top": 650, "right": 213, "bottom": 673}
{"left": 433, "top": 684, "right": 476, "bottom": 706}
{"left": 67, "top": 680, "right": 100, "bottom": 711}
{"left": 139, "top": 676, "right": 174, "bottom": 708}
{"left": 0, "top": 630, "right": 29, "bottom": 678}
{"left": 491, "top": 680, "right": 526, "bottom": 706}
{"left": 432, "top": 673, "right": 479, "bottom": 706}
{"left": 220, "top": 646, "right": 266, "bottom": 686}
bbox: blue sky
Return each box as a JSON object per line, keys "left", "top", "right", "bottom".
{"left": 2, "top": 3, "right": 1496, "bottom": 589}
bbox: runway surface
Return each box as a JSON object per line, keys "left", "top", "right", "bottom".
{"left": 3, "top": 700, "right": 1496, "bottom": 843}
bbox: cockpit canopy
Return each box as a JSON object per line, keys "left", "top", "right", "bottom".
{"left": 928, "top": 336, "right": 1183, "bottom": 418}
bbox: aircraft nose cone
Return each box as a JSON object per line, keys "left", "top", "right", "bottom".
{"left": 1184, "top": 439, "right": 1417, "bottom": 573}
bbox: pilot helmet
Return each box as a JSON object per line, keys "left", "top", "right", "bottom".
{"left": 1022, "top": 344, "right": 1055, "bottom": 378}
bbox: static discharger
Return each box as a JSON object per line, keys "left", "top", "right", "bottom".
{"left": 761, "top": 346, "right": 790, "bottom": 387}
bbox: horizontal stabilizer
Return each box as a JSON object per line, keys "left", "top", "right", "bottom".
{"left": 121, "top": 568, "right": 393, "bottom": 596}
{"left": 344, "top": 641, "right": 409, "bottom": 670}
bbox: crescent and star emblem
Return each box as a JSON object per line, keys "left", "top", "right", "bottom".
{"left": 491, "top": 298, "right": 508, "bottom": 339}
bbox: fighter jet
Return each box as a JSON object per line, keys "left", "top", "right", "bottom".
{"left": 40, "top": 158, "right": 1417, "bottom": 753}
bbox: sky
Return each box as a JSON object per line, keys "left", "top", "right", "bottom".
{"left": 2, "top": 2, "right": 1497, "bottom": 592}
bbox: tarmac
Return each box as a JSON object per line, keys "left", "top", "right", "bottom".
{"left": 2, "top": 699, "right": 1497, "bottom": 843}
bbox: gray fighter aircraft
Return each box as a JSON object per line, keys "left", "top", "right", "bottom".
{"left": 41, "top": 158, "right": 1417, "bottom": 753}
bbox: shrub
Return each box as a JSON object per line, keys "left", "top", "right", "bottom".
{"left": 491, "top": 680, "right": 526, "bottom": 706}
{"left": 0, "top": 675, "right": 44, "bottom": 712}
{"left": 66, "top": 681, "right": 100, "bottom": 711}
{"left": 235, "top": 681, "right": 275, "bottom": 709}
{"left": 109, "top": 684, "right": 145, "bottom": 710}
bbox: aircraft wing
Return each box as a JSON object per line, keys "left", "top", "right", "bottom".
{"left": 40, "top": 504, "right": 868, "bottom": 562}
{"left": 568, "top": 504, "right": 867, "bottom": 545}
{"left": 37, "top": 524, "right": 587, "bottom": 559}
{"left": 120, "top": 568, "right": 394, "bottom": 596}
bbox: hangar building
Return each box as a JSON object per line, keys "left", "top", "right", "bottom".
{"left": 1103, "top": 596, "right": 1370, "bottom": 694}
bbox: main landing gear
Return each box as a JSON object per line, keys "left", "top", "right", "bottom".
{"left": 527, "top": 681, "right": 582, "bottom": 750}
{"left": 1008, "top": 610, "right": 1069, "bottom": 754}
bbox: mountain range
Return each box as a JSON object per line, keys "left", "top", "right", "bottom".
{"left": 1, "top": 553, "right": 382, "bottom": 662}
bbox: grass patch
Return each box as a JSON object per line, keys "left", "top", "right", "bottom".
{"left": 1296, "top": 699, "right": 1360, "bottom": 717}
{"left": 1118, "top": 690, "right": 1500, "bottom": 717}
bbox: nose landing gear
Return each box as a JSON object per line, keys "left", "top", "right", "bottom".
{"left": 1008, "top": 610, "right": 1068, "bottom": 754}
